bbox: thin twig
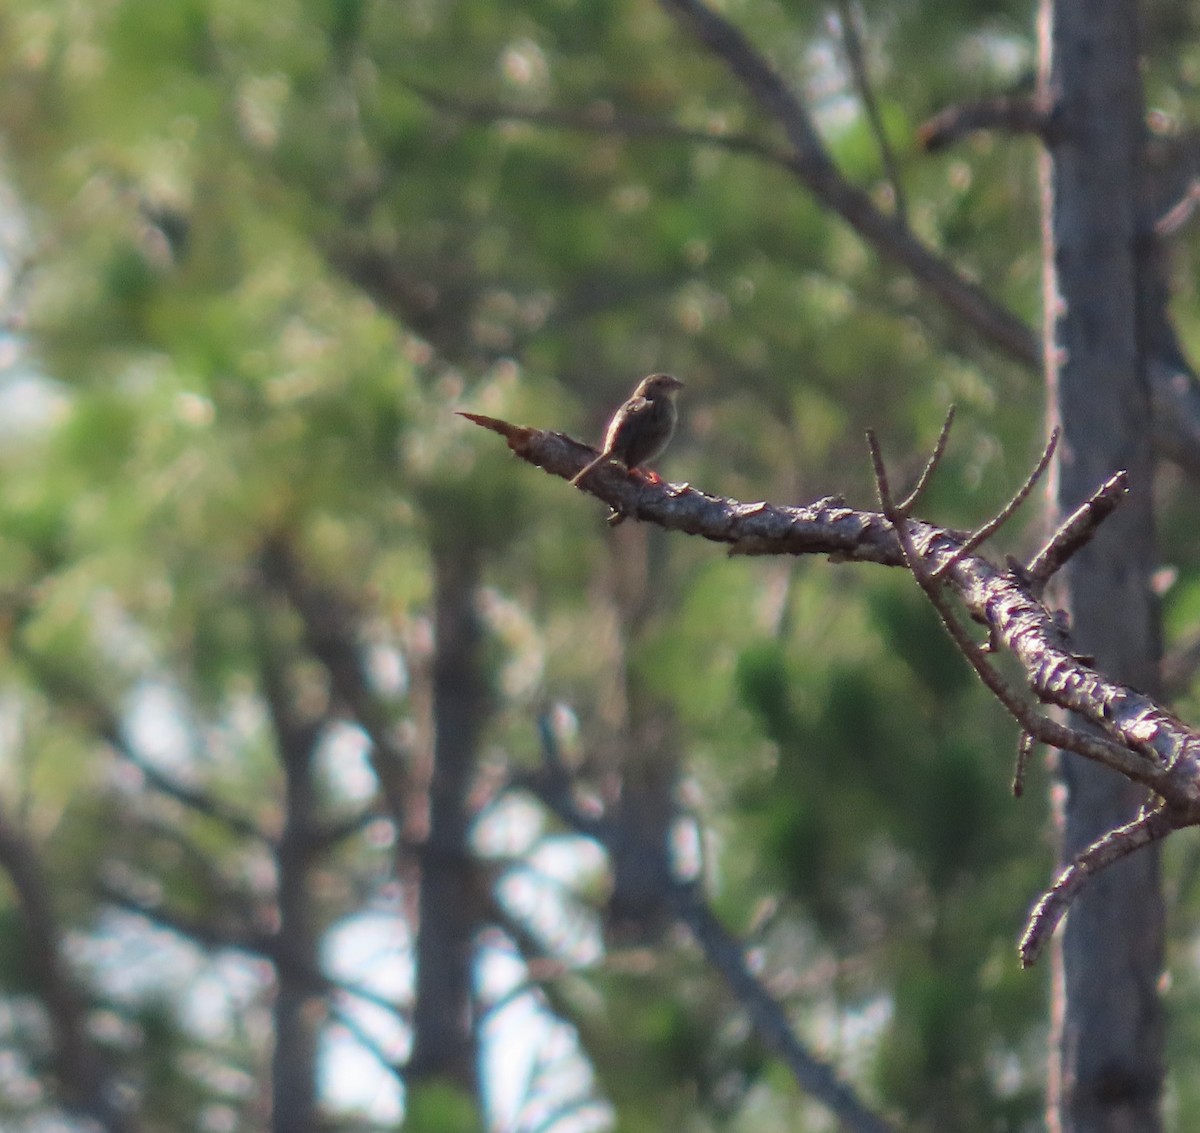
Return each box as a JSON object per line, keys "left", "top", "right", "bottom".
{"left": 897, "top": 404, "right": 956, "bottom": 514}
{"left": 866, "top": 430, "right": 1162, "bottom": 790}
{"left": 832, "top": 0, "right": 907, "bottom": 221}
{"left": 406, "top": 78, "right": 793, "bottom": 167}
{"left": 869, "top": 430, "right": 1035, "bottom": 723}
{"left": 1156, "top": 179, "right": 1200, "bottom": 237}
{"left": 930, "top": 428, "right": 1058, "bottom": 581}
{"left": 1025, "top": 470, "right": 1129, "bottom": 591}
{"left": 1019, "top": 805, "right": 1175, "bottom": 967}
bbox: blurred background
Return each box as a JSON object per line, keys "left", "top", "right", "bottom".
{"left": 1, "top": 1, "right": 1200, "bottom": 1131}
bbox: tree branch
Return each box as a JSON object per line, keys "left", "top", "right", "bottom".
{"left": 517, "top": 713, "right": 901, "bottom": 1133}
{"left": 832, "top": 0, "right": 907, "bottom": 221}
{"left": 259, "top": 534, "right": 413, "bottom": 830}
{"left": 657, "top": 0, "right": 1040, "bottom": 367}
{"left": 917, "top": 95, "right": 1054, "bottom": 152}
{"left": 468, "top": 410, "right": 1200, "bottom": 958}
{"left": 0, "top": 805, "right": 135, "bottom": 1133}
{"left": 1025, "top": 471, "right": 1130, "bottom": 593}
{"left": 1018, "top": 805, "right": 1174, "bottom": 967}
{"left": 865, "top": 431, "right": 1156, "bottom": 788}
{"left": 930, "top": 427, "right": 1058, "bottom": 580}
{"left": 669, "top": 880, "right": 901, "bottom": 1133}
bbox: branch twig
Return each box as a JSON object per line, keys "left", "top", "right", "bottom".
{"left": 471, "top": 409, "right": 1200, "bottom": 962}
{"left": 897, "top": 405, "right": 956, "bottom": 514}
{"left": 1026, "top": 471, "right": 1129, "bottom": 592}
{"left": 832, "top": 0, "right": 907, "bottom": 221}
{"left": 930, "top": 428, "right": 1058, "bottom": 581}
{"left": 1018, "top": 805, "right": 1174, "bottom": 966}
{"left": 656, "top": 0, "right": 1039, "bottom": 366}
{"left": 917, "top": 95, "right": 1054, "bottom": 152}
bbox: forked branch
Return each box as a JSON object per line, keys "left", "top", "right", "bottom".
{"left": 867, "top": 425, "right": 1200, "bottom": 959}
{"left": 466, "top": 408, "right": 1200, "bottom": 962}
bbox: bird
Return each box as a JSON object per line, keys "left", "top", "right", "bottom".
{"left": 570, "top": 373, "right": 684, "bottom": 487}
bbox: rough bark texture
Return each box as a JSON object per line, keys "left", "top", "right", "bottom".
{"left": 408, "top": 545, "right": 486, "bottom": 1092}
{"left": 1038, "top": 2, "right": 1166, "bottom": 1130}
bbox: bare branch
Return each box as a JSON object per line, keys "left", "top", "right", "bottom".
{"left": 832, "top": 0, "right": 907, "bottom": 221}
{"left": 1019, "top": 805, "right": 1175, "bottom": 967}
{"left": 406, "top": 79, "right": 793, "bottom": 167}
{"left": 670, "top": 881, "right": 902, "bottom": 1133}
{"left": 656, "top": 0, "right": 1039, "bottom": 367}
{"left": 868, "top": 432, "right": 1043, "bottom": 724}
{"left": 863, "top": 433, "right": 1192, "bottom": 957}
{"left": 1026, "top": 470, "right": 1129, "bottom": 591}
{"left": 897, "top": 405, "right": 956, "bottom": 515}
{"left": 930, "top": 428, "right": 1058, "bottom": 581}
{"left": 866, "top": 429, "right": 1166, "bottom": 791}
{"left": 917, "top": 95, "right": 1054, "bottom": 153}
{"left": 470, "top": 409, "right": 1200, "bottom": 841}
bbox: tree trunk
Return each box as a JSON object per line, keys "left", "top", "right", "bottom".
{"left": 259, "top": 623, "right": 323, "bottom": 1133}
{"left": 1038, "top": 2, "right": 1165, "bottom": 1130}
{"left": 408, "top": 544, "right": 486, "bottom": 1096}
{"left": 0, "top": 807, "right": 135, "bottom": 1133}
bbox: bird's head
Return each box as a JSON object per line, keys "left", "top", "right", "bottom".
{"left": 635, "top": 373, "right": 684, "bottom": 400}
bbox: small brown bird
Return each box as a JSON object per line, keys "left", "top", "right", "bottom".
{"left": 571, "top": 373, "right": 684, "bottom": 487}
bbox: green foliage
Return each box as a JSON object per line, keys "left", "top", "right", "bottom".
{"left": 405, "top": 1081, "right": 485, "bottom": 1133}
